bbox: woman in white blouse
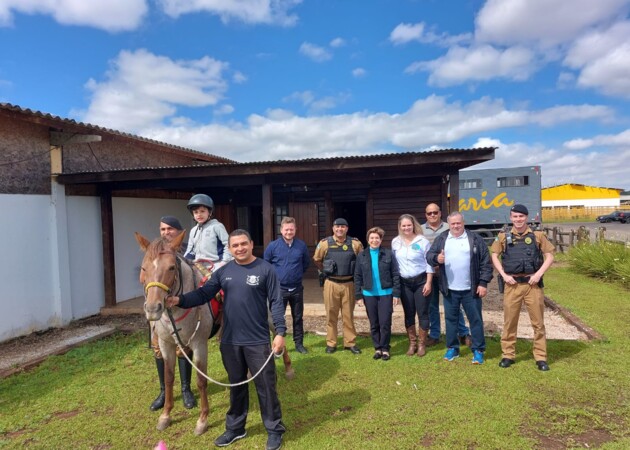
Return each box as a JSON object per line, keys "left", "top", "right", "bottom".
{"left": 391, "top": 214, "right": 434, "bottom": 357}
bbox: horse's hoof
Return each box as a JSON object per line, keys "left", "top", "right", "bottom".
{"left": 285, "top": 369, "right": 295, "bottom": 380}
{"left": 157, "top": 417, "right": 171, "bottom": 431}
{"left": 194, "top": 421, "right": 208, "bottom": 436}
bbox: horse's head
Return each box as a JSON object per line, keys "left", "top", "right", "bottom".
{"left": 135, "top": 231, "right": 186, "bottom": 321}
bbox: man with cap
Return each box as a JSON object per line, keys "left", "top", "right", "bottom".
{"left": 491, "top": 204, "right": 555, "bottom": 371}
{"left": 313, "top": 218, "right": 364, "bottom": 354}
{"left": 160, "top": 215, "right": 186, "bottom": 247}
{"left": 148, "top": 215, "right": 197, "bottom": 411}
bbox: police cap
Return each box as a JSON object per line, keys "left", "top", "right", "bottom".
{"left": 333, "top": 218, "right": 349, "bottom": 226}
{"left": 160, "top": 215, "right": 183, "bottom": 230}
{"left": 510, "top": 204, "right": 529, "bottom": 215}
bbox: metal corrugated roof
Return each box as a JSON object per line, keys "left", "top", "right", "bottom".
{"left": 0, "top": 102, "right": 234, "bottom": 164}
{"left": 57, "top": 147, "right": 496, "bottom": 175}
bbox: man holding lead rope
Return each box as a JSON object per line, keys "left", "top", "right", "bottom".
{"left": 167, "top": 229, "right": 286, "bottom": 450}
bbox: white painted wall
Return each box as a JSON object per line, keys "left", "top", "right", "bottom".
{"left": 0, "top": 194, "right": 56, "bottom": 341}
{"left": 0, "top": 193, "right": 190, "bottom": 342}
{"left": 66, "top": 196, "right": 104, "bottom": 318}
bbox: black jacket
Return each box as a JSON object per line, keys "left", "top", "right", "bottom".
{"left": 354, "top": 247, "right": 401, "bottom": 300}
{"left": 426, "top": 230, "right": 493, "bottom": 297}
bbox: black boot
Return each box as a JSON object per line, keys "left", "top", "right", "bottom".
{"left": 149, "top": 358, "right": 166, "bottom": 411}
{"left": 178, "top": 356, "right": 197, "bottom": 409}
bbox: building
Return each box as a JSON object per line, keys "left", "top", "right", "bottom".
{"left": 542, "top": 184, "right": 623, "bottom": 208}
{"left": 1, "top": 102, "right": 495, "bottom": 341}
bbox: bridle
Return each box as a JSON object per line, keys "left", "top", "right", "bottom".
{"left": 143, "top": 250, "right": 184, "bottom": 299}
{"left": 144, "top": 250, "right": 281, "bottom": 387}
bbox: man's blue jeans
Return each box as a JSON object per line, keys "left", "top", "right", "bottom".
{"left": 428, "top": 276, "right": 469, "bottom": 339}
{"left": 443, "top": 289, "right": 485, "bottom": 352}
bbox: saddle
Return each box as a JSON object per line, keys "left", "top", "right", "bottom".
{"left": 187, "top": 258, "right": 223, "bottom": 339}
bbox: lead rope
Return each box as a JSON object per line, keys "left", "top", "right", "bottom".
{"left": 165, "top": 308, "right": 282, "bottom": 387}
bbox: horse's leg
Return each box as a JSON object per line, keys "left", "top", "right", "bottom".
{"left": 282, "top": 345, "right": 295, "bottom": 380}
{"left": 193, "top": 346, "right": 209, "bottom": 436}
{"left": 157, "top": 345, "right": 175, "bottom": 431}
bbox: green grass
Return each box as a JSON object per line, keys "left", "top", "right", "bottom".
{"left": 1, "top": 269, "right": 629, "bottom": 449}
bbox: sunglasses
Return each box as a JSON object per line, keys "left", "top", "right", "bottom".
{"left": 426, "top": 211, "right": 440, "bottom": 216}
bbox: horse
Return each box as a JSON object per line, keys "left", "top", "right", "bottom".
{"left": 135, "top": 231, "right": 212, "bottom": 436}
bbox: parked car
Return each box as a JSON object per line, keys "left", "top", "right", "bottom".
{"left": 596, "top": 211, "right": 629, "bottom": 223}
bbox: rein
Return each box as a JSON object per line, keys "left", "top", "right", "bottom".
{"left": 166, "top": 308, "right": 281, "bottom": 388}
{"left": 146, "top": 252, "right": 279, "bottom": 387}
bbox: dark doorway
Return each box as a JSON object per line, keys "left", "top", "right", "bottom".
{"left": 334, "top": 201, "right": 366, "bottom": 247}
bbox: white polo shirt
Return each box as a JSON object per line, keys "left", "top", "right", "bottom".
{"left": 444, "top": 231, "right": 471, "bottom": 291}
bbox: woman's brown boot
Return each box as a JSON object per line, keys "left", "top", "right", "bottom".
{"left": 406, "top": 326, "right": 417, "bottom": 356}
{"left": 417, "top": 328, "right": 428, "bottom": 357}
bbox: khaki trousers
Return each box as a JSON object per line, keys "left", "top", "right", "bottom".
{"left": 501, "top": 282, "right": 547, "bottom": 361}
{"left": 323, "top": 279, "right": 357, "bottom": 347}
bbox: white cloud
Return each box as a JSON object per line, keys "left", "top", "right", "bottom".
{"left": 214, "top": 104, "right": 235, "bottom": 116}
{"left": 232, "top": 71, "right": 247, "bottom": 83}
{"left": 564, "top": 21, "right": 630, "bottom": 97}
{"left": 411, "top": 0, "right": 630, "bottom": 91}
{"left": 564, "top": 128, "right": 630, "bottom": 149}
{"left": 556, "top": 71, "right": 576, "bottom": 89}
{"left": 471, "top": 137, "right": 629, "bottom": 189}
{"left": 352, "top": 67, "right": 367, "bottom": 78}
{"left": 475, "top": 0, "right": 629, "bottom": 48}
{"left": 330, "top": 37, "right": 346, "bottom": 48}
{"left": 390, "top": 22, "right": 425, "bottom": 45}
{"left": 0, "top": 0, "right": 147, "bottom": 32}
{"left": 299, "top": 42, "right": 332, "bottom": 62}
{"left": 135, "top": 95, "right": 614, "bottom": 166}
{"left": 81, "top": 49, "right": 230, "bottom": 131}
{"left": 157, "top": 0, "right": 301, "bottom": 26}
{"left": 407, "top": 45, "right": 537, "bottom": 86}
{"left": 282, "top": 90, "right": 349, "bottom": 113}
{"left": 389, "top": 22, "right": 471, "bottom": 47}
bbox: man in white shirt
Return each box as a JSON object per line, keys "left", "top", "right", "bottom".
{"left": 421, "top": 204, "right": 471, "bottom": 348}
{"left": 426, "top": 212, "right": 493, "bottom": 365}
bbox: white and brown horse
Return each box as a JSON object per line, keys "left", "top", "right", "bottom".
{"left": 135, "top": 231, "right": 212, "bottom": 436}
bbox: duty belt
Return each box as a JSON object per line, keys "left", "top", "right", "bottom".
{"left": 327, "top": 277, "right": 353, "bottom": 283}
{"left": 511, "top": 276, "right": 531, "bottom": 283}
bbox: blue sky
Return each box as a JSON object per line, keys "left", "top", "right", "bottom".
{"left": 1, "top": 0, "right": 629, "bottom": 190}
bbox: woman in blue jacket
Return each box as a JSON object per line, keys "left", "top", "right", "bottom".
{"left": 354, "top": 227, "right": 401, "bottom": 360}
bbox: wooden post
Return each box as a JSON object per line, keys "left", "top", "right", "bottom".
{"left": 100, "top": 187, "right": 116, "bottom": 308}
{"left": 262, "top": 183, "right": 273, "bottom": 247}
{"left": 366, "top": 190, "right": 374, "bottom": 230}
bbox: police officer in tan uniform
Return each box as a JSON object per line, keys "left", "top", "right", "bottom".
{"left": 491, "top": 204, "right": 555, "bottom": 371}
{"left": 313, "top": 218, "right": 364, "bottom": 354}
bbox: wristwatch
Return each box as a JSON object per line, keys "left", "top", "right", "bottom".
{"left": 276, "top": 331, "right": 286, "bottom": 337}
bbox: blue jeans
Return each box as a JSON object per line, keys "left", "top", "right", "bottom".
{"left": 428, "top": 275, "right": 469, "bottom": 339}
{"left": 443, "top": 290, "right": 485, "bottom": 352}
